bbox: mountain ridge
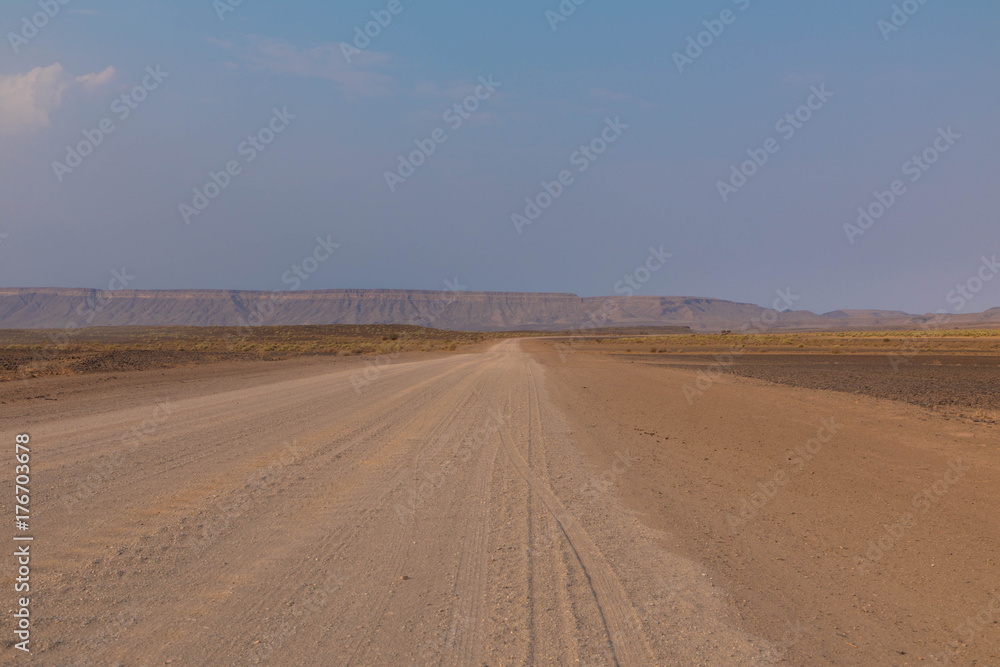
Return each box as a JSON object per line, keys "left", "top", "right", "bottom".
{"left": 1, "top": 288, "right": 997, "bottom": 332}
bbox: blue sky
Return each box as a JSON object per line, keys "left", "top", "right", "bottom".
{"left": 1, "top": 0, "right": 998, "bottom": 314}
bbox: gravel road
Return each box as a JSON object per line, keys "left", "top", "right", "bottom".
{"left": 2, "top": 340, "right": 997, "bottom": 665}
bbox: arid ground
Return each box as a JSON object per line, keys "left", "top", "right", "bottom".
{"left": 0, "top": 325, "right": 508, "bottom": 383}
{"left": 1, "top": 330, "right": 998, "bottom": 665}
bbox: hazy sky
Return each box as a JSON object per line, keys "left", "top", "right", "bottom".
{"left": 1, "top": 0, "right": 998, "bottom": 314}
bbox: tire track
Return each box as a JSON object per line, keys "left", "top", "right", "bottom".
{"left": 49, "top": 356, "right": 490, "bottom": 664}
{"left": 495, "top": 354, "right": 654, "bottom": 666}
{"left": 438, "top": 365, "right": 506, "bottom": 666}
{"left": 526, "top": 359, "right": 584, "bottom": 665}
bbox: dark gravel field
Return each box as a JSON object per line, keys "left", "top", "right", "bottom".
{"left": 641, "top": 353, "right": 1000, "bottom": 414}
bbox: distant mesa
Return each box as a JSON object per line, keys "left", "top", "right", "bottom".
{"left": 0, "top": 288, "right": 997, "bottom": 332}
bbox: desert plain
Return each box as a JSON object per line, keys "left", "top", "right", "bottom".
{"left": 1, "top": 326, "right": 998, "bottom": 665}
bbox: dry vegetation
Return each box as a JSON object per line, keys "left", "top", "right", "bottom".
{"left": 0, "top": 325, "right": 518, "bottom": 381}
{"left": 582, "top": 329, "right": 1000, "bottom": 356}
{"left": 549, "top": 329, "right": 1000, "bottom": 424}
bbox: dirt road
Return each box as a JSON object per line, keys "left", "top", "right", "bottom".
{"left": 2, "top": 340, "right": 998, "bottom": 665}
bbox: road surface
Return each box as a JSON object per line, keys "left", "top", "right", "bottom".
{"left": 2, "top": 340, "right": 998, "bottom": 665}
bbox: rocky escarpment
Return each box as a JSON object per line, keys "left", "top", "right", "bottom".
{"left": 0, "top": 287, "right": 997, "bottom": 332}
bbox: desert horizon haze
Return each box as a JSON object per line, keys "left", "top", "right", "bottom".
{"left": 2, "top": 1, "right": 999, "bottom": 665}
{"left": 1, "top": 2, "right": 999, "bottom": 314}
{"left": 2, "top": 286, "right": 1000, "bottom": 332}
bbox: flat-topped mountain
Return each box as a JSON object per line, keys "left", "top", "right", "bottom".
{"left": 0, "top": 287, "right": 997, "bottom": 332}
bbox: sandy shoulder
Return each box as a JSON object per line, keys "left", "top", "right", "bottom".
{"left": 525, "top": 340, "right": 1000, "bottom": 666}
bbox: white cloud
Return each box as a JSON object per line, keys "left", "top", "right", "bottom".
{"left": 0, "top": 63, "right": 115, "bottom": 134}
{"left": 75, "top": 67, "right": 116, "bottom": 88}
{"left": 213, "top": 36, "right": 393, "bottom": 98}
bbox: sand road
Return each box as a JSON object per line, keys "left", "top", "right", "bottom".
{"left": 2, "top": 340, "right": 997, "bottom": 665}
